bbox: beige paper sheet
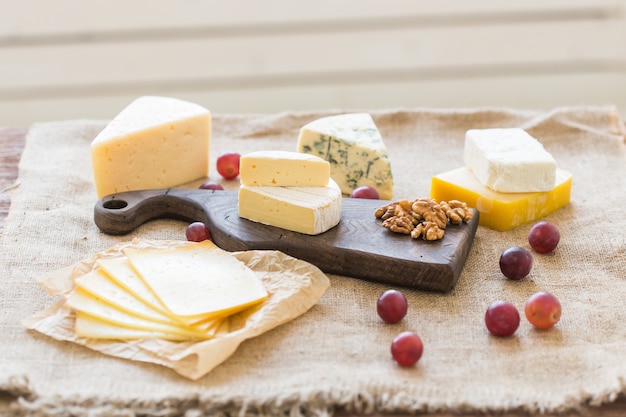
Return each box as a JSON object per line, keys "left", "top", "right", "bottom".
{"left": 1, "top": 107, "right": 625, "bottom": 416}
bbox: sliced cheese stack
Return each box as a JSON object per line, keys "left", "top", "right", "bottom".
{"left": 430, "top": 128, "right": 572, "bottom": 231}
{"left": 65, "top": 241, "right": 267, "bottom": 340}
{"left": 238, "top": 151, "right": 342, "bottom": 235}
{"left": 297, "top": 113, "right": 394, "bottom": 199}
{"left": 91, "top": 96, "right": 211, "bottom": 198}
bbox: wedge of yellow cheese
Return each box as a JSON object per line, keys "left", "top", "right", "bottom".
{"left": 430, "top": 167, "right": 572, "bottom": 231}
{"left": 240, "top": 150, "right": 330, "bottom": 187}
{"left": 124, "top": 241, "right": 268, "bottom": 319}
{"left": 91, "top": 96, "right": 211, "bottom": 198}
{"left": 238, "top": 178, "right": 342, "bottom": 235}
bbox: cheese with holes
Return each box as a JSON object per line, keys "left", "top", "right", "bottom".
{"left": 297, "top": 113, "right": 394, "bottom": 199}
{"left": 124, "top": 241, "right": 268, "bottom": 319}
{"left": 240, "top": 150, "right": 330, "bottom": 187}
{"left": 238, "top": 179, "right": 342, "bottom": 235}
{"left": 430, "top": 167, "right": 572, "bottom": 231}
{"left": 91, "top": 96, "right": 211, "bottom": 197}
{"left": 464, "top": 128, "right": 557, "bottom": 193}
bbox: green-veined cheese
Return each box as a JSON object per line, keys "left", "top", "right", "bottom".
{"left": 296, "top": 113, "right": 394, "bottom": 199}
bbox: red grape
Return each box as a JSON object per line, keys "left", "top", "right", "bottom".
{"left": 185, "top": 222, "right": 211, "bottom": 242}
{"left": 216, "top": 152, "right": 241, "bottom": 179}
{"left": 199, "top": 181, "right": 224, "bottom": 190}
{"left": 484, "top": 300, "right": 520, "bottom": 337}
{"left": 350, "top": 185, "right": 379, "bottom": 199}
{"left": 499, "top": 246, "right": 533, "bottom": 280}
{"left": 376, "top": 289, "right": 408, "bottom": 324}
{"left": 528, "top": 221, "right": 560, "bottom": 253}
{"left": 391, "top": 331, "right": 423, "bottom": 366}
{"left": 525, "top": 291, "right": 561, "bottom": 329}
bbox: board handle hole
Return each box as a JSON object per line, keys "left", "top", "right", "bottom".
{"left": 103, "top": 199, "right": 128, "bottom": 210}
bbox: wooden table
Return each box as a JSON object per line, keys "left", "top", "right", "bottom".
{"left": 1, "top": 126, "right": 624, "bottom": 417}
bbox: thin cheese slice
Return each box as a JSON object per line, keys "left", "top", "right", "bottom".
{"left": 97, "top": 256, "right": 169, "bottom": 315}
{"left": 75, "top": 269, "right": 178, "bottom": 325}
{"left": 430, "top": 167, "right": 572, "bottom": 231}
{"left": 74, "top": 311, "right": 194, "bottom": 341}
{"left": 124, "top": 241, "right": 268, "bottom": 318}
{"left": 66, "top": 288, "right": 209, "bottom": 339}
{"left": 97, "top": 255, "right": 219, "bottom": 327}
{"left": 240, "top": 150, "right": 330, "bottom": 187}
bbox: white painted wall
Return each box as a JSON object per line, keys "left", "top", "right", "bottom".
{"left": 1, "top": 0, "right": 625, "bottom": 127}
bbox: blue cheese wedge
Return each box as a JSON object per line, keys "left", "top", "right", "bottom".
{"left": 297, "top": 113, "right": 394, "bottom": 199}
{"left": 464, "top": 128, "right": 558, "bottom": 193}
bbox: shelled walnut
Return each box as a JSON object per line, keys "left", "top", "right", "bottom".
{"left": 375, "top": 198, "right": 473, "bottom": 241}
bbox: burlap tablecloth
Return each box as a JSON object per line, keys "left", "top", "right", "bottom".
{"left": 1, "top": 107, "right": 625, "bottom": 416}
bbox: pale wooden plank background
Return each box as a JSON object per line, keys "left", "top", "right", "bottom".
{"left": 1, "top": 0, "right": 625, "bottom": 127}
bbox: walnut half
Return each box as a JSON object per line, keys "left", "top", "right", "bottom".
{"left": 375, "top": 197, "right": 473, "bottom": 241}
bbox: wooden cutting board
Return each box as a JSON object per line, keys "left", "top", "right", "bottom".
{"left": 94, "top": 189, "right": 479, "bottom": 292}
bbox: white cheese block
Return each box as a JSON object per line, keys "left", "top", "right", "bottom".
{"left": 238, "top": 178, "right": 342, "bottom": 235}
{"left": 297, "top": 113, "right": 394, "bottom": 199}
{"left": 91, "top": 96, "right": 211, "bottom": 197}
{"left": 240, "top": 150, "right": 330, "bottom": 187}
{"left": 124, "top": 241, "right": 268, "bottom": 319}
{"left": 464, "top": 128, "right": 557, "bottom": 193}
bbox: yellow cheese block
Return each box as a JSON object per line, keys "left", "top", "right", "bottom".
{"left": 66, "top": 288, "right": 209, "bottom": 339}
{"left": 124, "top": 241, "right": 268, "bottom": 319}
{"left": 238, "top": 178, "right": 342, "bottom": 235}
{"left": 91, "top": 96, "right": 211, "bottom": 198}
{"left": 240, "top": 150, "right": 330, "bottom": 187}
{"left": 74, "top": 311, "right": 196, "bottom": 341}
{"left": 430, "top": 167, "right": 572, "bottom": 231}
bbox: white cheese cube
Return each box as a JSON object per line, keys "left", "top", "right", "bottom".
{"left": 464, "top": 128, "right": 557, "bottom": 193}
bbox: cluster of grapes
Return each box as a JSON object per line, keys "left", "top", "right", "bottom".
{"left": 486, "top": 221, "right": 562, "bottom": 337}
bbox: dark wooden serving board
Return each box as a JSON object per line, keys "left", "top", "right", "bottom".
{"left": 94, "top": 189, "right": 479, "bottom": 292}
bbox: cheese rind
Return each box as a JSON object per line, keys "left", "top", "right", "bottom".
{"left": 430, "top": 167, "right": 572, "bottom": 231}
{"left": 297, "top": 113, "right": 394, "bottom": 199}
{"left": 91, "top": 96, "right": 211, "bottom": 197}
{"left": 238, "top": 179, "right": 342, "bottom": 235}
{"left": 464, "top": 128, "right": 557, "bottom": 193}
{"left": 240, "top": 150, "right": 330, "bottom": 187}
